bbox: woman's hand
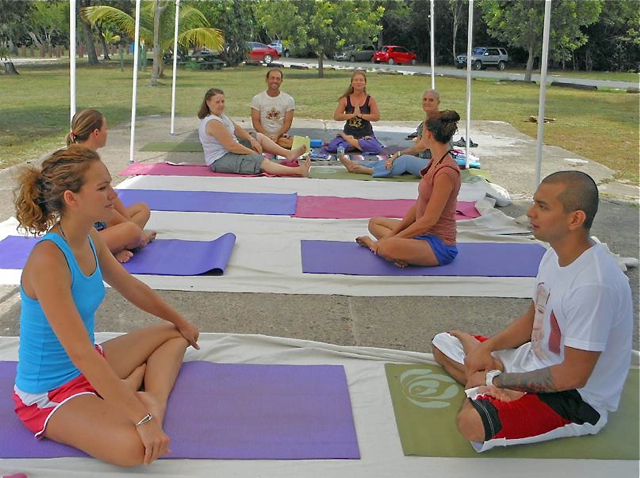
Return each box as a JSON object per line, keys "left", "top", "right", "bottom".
{"left": 385, "top": 152, "right": 399, "bottom": 170}
{"left": 353, "top": 104, "right": 361, "bottom": 120}
{"left": 136, "top": 418, "right": 171, "bottom": 465}
{"left": 177, "top": 321, "right": 200, "bottom": 350}
{"left": 250, "top": 137, "right": 263, "bottom": 153}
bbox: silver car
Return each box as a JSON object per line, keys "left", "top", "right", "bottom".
{"left": 334, "top": 44, "right": 376, "bottom": 62}
{"left": 456, "top": 47, "right": 509, "bottom": 70}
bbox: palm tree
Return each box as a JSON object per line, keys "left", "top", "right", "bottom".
{"left": 82, "top": 1, "right": 224, "bottom": 86}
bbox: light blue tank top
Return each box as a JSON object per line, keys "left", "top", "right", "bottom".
{"left": 15, "top": 232, "right": 105, "bottom": 393}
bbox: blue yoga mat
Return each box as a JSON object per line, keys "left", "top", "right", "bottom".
{"left": 0, "top": 234, "right": 236, "bottom": 276}
{"left": 116, "top": 189, "right": 297, "bottom": 215}
{"left": 0, "top": 361, "right": 360, "bottom": 459}
{"left": 301, "top": 240, "right": 546, "bottom": 277}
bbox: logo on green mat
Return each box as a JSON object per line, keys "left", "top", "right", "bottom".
{"left": 400, "top": 368, "right": 460, "bottom": 409}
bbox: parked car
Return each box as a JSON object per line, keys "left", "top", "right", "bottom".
{"left": 372, "top": 45, "right": 417, "bottom": 65}
{"left": 456, "top": 47, "right": 508, "bottom": 70}
{"left": 246, "top": 42, "right": 279, "bottom": 64}
{"left": 334, "top": 44, "right": 376, "bottom": 62}
{"left": 269, "top": 40, "right": 290, "bottom": 58}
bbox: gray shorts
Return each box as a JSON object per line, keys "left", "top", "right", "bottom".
{"left": 209, "top": 139, "right": 264, "bottom": 174}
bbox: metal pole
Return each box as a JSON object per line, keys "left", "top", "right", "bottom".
{"left": 534, "top": 0, "right": 553, "bottom": 186}
{"left": 170, "top": 0, "right": 180, "bottom": 135}
{"left": 70, "top": 0, "right": 76, "bottom": 124}
{"left": 464, "top": 0, "right": 474, "bottom": 169}
{"left": 430, "top": 0, "right": 435, "bottom": 90}
{"left": 129, "top": 0, "right": 142, "bottom": 164}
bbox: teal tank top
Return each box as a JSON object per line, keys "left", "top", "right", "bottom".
{"left": 15, "top": 232, "right": 105, "bottom": 393}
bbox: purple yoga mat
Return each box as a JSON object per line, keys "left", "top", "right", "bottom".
{"left": 0, "top": 234, "right": 236, "bottom": 276}
{"left": 301, "top": 240, "right": 546, "bottom": 277}
{"left": 116, "top": 189, "right": 297, "bottom": 215}
{"left": 0, "top": 361, "right": 360, "bottom": 460}
{"left": 294, "top": 197, "right": 481, "bottom": 220}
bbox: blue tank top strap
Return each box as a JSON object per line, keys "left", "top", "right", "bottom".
{"left": 37, "top": 231, "right": 100, "bottom": 285}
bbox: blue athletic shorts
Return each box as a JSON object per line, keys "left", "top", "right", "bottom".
{"left": 414, "top": 234, "right": 458, "bottom": 265}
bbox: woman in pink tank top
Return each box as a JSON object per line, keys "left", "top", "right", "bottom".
{"left": 356, "top": 110, "right": 462, "bottom": 267}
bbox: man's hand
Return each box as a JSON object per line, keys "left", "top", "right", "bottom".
{"left": 250, "top": 137, "right": 263, "bottom": 153}
{"left": 476, "top": 386, "right": 526, "bottom": 402}
{"left": 464, "top": 340, "right": 495, "bottom": 376}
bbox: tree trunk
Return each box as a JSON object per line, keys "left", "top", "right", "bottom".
{"left": 79, "top": 0, "right": 99, "bottom": 65}
{"left": 3, "top": 61, "right": 19, "bottom": 75}
{"left": 150, "top": 0, "right": 169, "bottom": 86}
{"left": 97, "top": 24, "right": 111, "bottom": 60}
{"left": 524, "top": 44, "right": 535, "bottom": 82}
{"left": 317, "top": 51, "right": 324, "bottom": 78}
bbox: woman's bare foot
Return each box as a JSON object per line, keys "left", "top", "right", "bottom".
{"left": 355, "top": 236, "right": 374, "bottom": 249}
{"left": 124, "top": 363, "right": 147, "bottom": 392}
{"left": 393, "top": 260, "right": 408, "bottom": 268}
{"left": 296, "top": 156, "right": 311, "bottom": 177}
{"left": 115, "top": 249, "right": 134, "bottom": 263}
{"left": 288, "top": 144, "right": 307, "bottom": 160}
{"left": 140, "top": 230, "right": 157, "bottom": 248}
{"left": 338, "top": 155, "right": 373, "bottom": 175}
{"left": 137, "top": 391, "right": 167, "bottom": 426}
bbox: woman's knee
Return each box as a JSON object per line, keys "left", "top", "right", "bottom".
{"left": 103, "top": 432, "right": 146, "bottom": 467}
{"left": 367, "top": 216, "right": 384, "bottom": 232}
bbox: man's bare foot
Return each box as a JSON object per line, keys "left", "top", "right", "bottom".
{"left": 140, "top": 230, "right": 157, "bottom": 248}
{"left": 124, "top": 363, "right": 147, "bottom": 392}
{"left": 355, "top": 236, "right": 374, "bottom": 248}
{"left": 115, "top": 249, "right": 134, "bottom": 263}
{"left": 298, "top": 156, "right": 311, "bottom": 177}
{"left": 137, "top": 391, "right": 167, "bottom": 426}
{"left": 288, "top": 144, "right": 307, "bottom": 160}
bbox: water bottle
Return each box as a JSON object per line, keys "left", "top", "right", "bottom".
{"left": 337, "top": 145, "right": 345, "bottom": 157}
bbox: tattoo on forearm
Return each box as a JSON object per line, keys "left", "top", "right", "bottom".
{"left": 495, "top": 368, "right": 557, "bottom": 393}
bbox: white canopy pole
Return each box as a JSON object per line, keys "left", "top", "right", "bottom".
{"left": 129, "top": 0, "right": 142, "bottom": 164}
{"left": 534, "top": 0, "right": 553, "bottom": 186}
{"left": 430, "top": 0, "right": 435, "bottom": 89}
{"left": 170, "top": 0, "right": 181, "bottom": 135}
{"left": 464, "top": 0, "right": 474, "bottom": 169}
{"left": 69, "top": 0, "right": 76, "bottom": 124}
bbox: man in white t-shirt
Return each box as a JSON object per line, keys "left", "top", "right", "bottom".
{"left": 432, "top": 171, "right": 633, "bottom": 452}
{"left": 251, "top": 68, "right": 295, "bottom": 149}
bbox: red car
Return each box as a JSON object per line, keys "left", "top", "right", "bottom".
{"left": 246, "top": 42, "right": 279, "bottom": 64}
{"left": 373, "top": 45, "right": 417, "bottom": 66}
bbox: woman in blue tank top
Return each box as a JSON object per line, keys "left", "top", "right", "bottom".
{"left": 13, "top": 146, "right": 200, "bottom": 466}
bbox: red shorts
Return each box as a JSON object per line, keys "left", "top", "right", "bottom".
{"left": 13, "top": 345, "right": 104, "bottom": 438}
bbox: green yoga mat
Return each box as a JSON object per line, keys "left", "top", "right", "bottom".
{"left": 385, "top": 363, "right": 639, "bottom": 459}
{"left": 309, "top": 167, "right": 420, "bottom": 182}
{"left": 140, "top": 142, "right": 203, "bottom": 152}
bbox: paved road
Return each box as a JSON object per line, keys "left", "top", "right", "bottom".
{"left": 278, "top": 57, "right": 639, "bottom": 90}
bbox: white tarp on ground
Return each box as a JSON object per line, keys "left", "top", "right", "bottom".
{"left": 0, "top": 174, "right": 543, "bottom": 298}
{"left": 0, "top": 332, "right": 637, "bottom": 478}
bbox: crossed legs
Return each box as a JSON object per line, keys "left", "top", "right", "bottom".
{"left": 44, "top": 323, "right": 189, "bottom": 466}
{"left": 356, "top": 217, "right": 439, "bottom": 267}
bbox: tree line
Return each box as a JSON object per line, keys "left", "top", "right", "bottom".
{"left": 1, "top": 0, "right": 638, "bottom": 80}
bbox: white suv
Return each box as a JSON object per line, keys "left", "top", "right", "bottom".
{"left": 269, "top": 40, "right": 290, "bottom": 58}
{"left": 456, "top": 47, "right": 508, "bottom": 70}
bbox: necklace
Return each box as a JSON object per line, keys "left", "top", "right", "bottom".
{"left": 57, "top": 221, "right": 67, "bottom": 240}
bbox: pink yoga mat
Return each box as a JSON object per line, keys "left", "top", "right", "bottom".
{"left": 294, "top": 196, "right": 480, "bottom": 220}
{"left": 119, "top": 161, "right": 299, "bottom": 178}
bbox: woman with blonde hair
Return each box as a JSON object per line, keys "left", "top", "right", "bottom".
{"left": 67, "top": 109, "right": 155, "bottom": 263}
{"left": 326, "top": 70, "right": 382, "bottom": 155}
{"left": 13, "top": 145, "right": 199, "bottom": 466}
{"left": 356, "top": 110, "right": 462, "bottom": 267}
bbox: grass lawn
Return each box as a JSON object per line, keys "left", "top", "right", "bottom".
{"left": 1, "top": 60, "right": 638, "bottom": 184}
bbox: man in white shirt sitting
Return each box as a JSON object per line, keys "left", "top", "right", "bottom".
{"left": 251, "top": 68, "right": 295, "bottom": 149}
{"left": 432, "top": 171, "right": 633, "bottom": 452}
